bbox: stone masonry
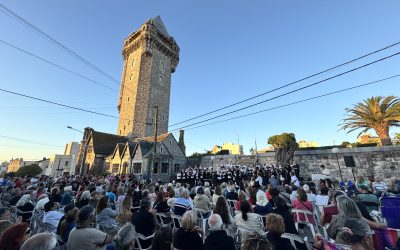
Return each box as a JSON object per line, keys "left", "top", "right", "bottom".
{"left": 198, "top": 145, "right": 400, "bottom": 182}
{"left": 117, "top": 16, "right": 179, "bottom": 138}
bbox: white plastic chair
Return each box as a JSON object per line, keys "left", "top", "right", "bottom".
{"left": 195, "top": 209, "right": 211, "bottom": 236}
{"left": 292, "top": 208, "right": 316, "bottom": 238}
{"left": 282, "top": 233, "right": 309, "bottom": 249}
{"left": 156, "top": 212, "right": 173, "bottom": 227}
{"left": 171, "top": 214, "right": 183, "bottom": 232}
{"left": 134, "top": 232, "right": 155, "bottom": 250}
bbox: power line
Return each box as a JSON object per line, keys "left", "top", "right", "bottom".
{"left": 0, "top": 134, "right": 63, "bottom": 147}
{"left": 170, "top": 51, "right": 400, "bottom": 131}
{"left": 0, "top": 3, "right": 120, "bottom": 84}
{"left": 180, "top": 74, "right": 400, "bottom": 132}
{"left": 169, "top": 40, "right": 400, "bottom": 127}
{"left": 0, "top": 40, "right": 118, "bottom": 91}
{"left": 0, "top": 87, "right": 150, "bottom": 124}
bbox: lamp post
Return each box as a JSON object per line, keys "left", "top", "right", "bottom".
{"left": 67, "top": 126, "right": 87, "bottom": 176}
{"left": 332, "top": 147, "right": 344, "bottom": 183}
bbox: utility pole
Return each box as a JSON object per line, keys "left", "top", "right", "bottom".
{"left": 148, "top": 106, "right": 158, "bottom": 182}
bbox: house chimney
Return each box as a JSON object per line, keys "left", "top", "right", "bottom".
{"left": 178, "top": 129, "right": 186, "bottom": 155}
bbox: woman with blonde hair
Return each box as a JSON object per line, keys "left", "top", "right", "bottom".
{"left": 117, "top": 196, "right": 132, "bottom": 225}
{"left": 173, "top": 211, "right": 203, "bottom": 250}
{"left": 265, "top": 213, "right": 295, "bottom": 249}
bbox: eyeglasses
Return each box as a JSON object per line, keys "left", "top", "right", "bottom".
{"left": 25, "top": 228, "right": 31, "bottom": 235}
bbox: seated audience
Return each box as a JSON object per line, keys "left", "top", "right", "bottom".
{"left": 59, "top": 207, "right": 78, "bottom": 242}
{"left": 0, "top": 220, "right": 12, "bottom": 236}
{"left": 173, "top": 211, "right": 204, "bottom": 250}
{"left": 203, "top": 214, "right": 236, "bottom": 250}
{"left": 153, "top": 191, "right": 170, "bottom": 213}
{"left": 303, "top": 184, "right": 316, "bottom": 203}
{"left": 117, "top": 196, "right": 133, "bottom": 225}
{"left": 265, "top": 213, "right": 295, "bottom": 250}
{"left": 0, "top": 222, "right": 30, "bottom": 250}
{"left": 336, "top": 218, "right": 374, "bottom": 250}
{"left": 114, "top": 223, "right": 136, "bottom": 250}
{"left": 242, "top": 234, "right": 272, "bottom": 250}
{"left": 272, "top": 196, "right": 298, "bottom": 235}
{"left": 48, "top": 187, "right": 62, "bottom": 203}
{"left": 56, "top": 203, "right": 76, "bottom": 236}
{"left": 0, "top": 207, "right": 11, "bottom": 221}
{"left": 213, "top": 196, "right": 234, "bottom": 236}
{"left": 131, "top": 199, "right": 157, "bottom": 249}
{"left": 67, "top": 205, "right": 113, "bottom": 250}
{"left": 315, "top": 187, "right": 330, "bottom": 207}
{"left": 173, "top": 188, "right": 193, "bottom": 216}
{"left": 234, "top": 200, "right": 264, "bottom": 236}
{"left": 96, "top": 195, "right": 118, "bottom": 234}
{"left": 43, "top": 201, "right": 63, "bottom": 228}
{"left": 151, "top": 226, "right": 173, "bottom": 250}
{"left": 292, "top": 188, "right": 315, "bottom": 224}
{"left": 357, "top": 185, "right": 379, "bottom": 213}
{"left": 212, "top": 186, "right": 222, "bottom": 206}
{"left": 254, "top": 190, "right": 273, "bottom": 215}
{"left": 226, "top": 185, "right": 239, "bottom": 200}
{"left": 372, "top": 177, "right": 388, "bottom": 196}
{"left": 61, "top": 186, "right": 73, "bottom": 206}
{"left": 20, "top": 232, "right": 57, "bottom": 250}
{"left": 320, "top": 191, "right": 342, "bottom": 226}
{"left": 193, "top": 187, "right": 212, "bottom": 212}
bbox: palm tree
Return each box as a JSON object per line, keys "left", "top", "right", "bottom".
{"left": 340, "top": 96, "right": 400, "bottom": 146}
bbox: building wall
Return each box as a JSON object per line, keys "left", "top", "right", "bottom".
{"left": 64, "top": 142, "right": 80, "bottom": 156}
{"left": 199, "top": 146, "right": 400, "bottom": 182}
{"left": 46, "top": 155, "right": 75, "bottom": 177}
{"left": 117, "top": 19, "right": 179, "bottom": 138}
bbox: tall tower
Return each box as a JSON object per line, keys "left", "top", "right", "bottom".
{"left": 117, "top": 16, "right": 179, "bottom": 137}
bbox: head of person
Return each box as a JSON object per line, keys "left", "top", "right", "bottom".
{"left": 181, "top": 211, "right": 197, "bottom": 231}
{"left": 139, "top": 198, "right": 151, "bottom": 212}
{"left": 332, "top": 191, "right": 344, "bottom": 204}
{"left": 273, "top": 196, "right": 289, "bottom": 211}
{"left": 51, "top": 187, "right": 59, "bottom": 195}
{"left": 0, "top": 222, "right": 30, "bottom": 250}
{"left": 0, "top": 220, "right": 12, "bottom": 236}
{"left": 215, "top": 186, "right": 221, "bottom": 195}
{"left": 44, "top": 201, "right": 57, "bottom": 212}
{"left": 297, "top": 188, "right": 308, "bottom": 202}
{"left": 265, "top": 213, "right": 285, "bottom": 236}
{"left": 208, "top": 213, "right": 223, "bottom": 231}
{"left": 337, "top": 218, "right": 374, "bottom": 250}
{"left": 269, "top": 188, "right": 280, "bottom": 198}
{"left": 214, "top": 196, "right": 230, "bottom": 225}
{"left": 240, "top": 200, "right": 252, "bottom": 221}
{"left": 151, "top": 226, "right": 173, "bottom": 250}
{"left": 181, "top": 188, "right": 190, "bottom": 199}
{"left": 114, "top": 223, "right": 135, "bottom": 250}
{"left": 81, "top": 190, "right": 91, "bottom": 200}
{"left": 336, "top": 195, "right": 363, "bottom": 219}
{"left": 96, "top": 195, "right": 109, "bottom": 213}
{"left": 303, "top": 184, "right": 310, "bottom": 193}
{"left": 78, "top": 205, "right": 96, "bottom": 225}
{"left": 20, "top": 232, "right": 57, "bottom": 250}
{"left": 0, "top": 207, "right": 11, "bottom": 221}
{"left": 204, "top": 188, "right": 211, "bottom": 197}
{"left": 320, "top": 187, "right": 329, "bottom": 195}
{"left": 65, "top": 207, "right": 79, "bottom": 223}
{"left": 242, "top": 235, "right": 272, "bottom": 250}
{"left": 196, "top": 187, "right": 204, "bottom": 195}
{"left": 359, "top": 185, "right": 369, "bottom": 193}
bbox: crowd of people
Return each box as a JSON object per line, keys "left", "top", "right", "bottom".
{"left": 0, "top": 163, "right": 399, "bottom": 250}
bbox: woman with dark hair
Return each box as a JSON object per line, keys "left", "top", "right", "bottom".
{"left": 151, "top": 226, "right": 173, "bottom": 250}
{"left": 272, "top": 196, "right": 298, "bottom": 235}
{"left": 248, "top": 187, "right": 257, "bottom": 206}
{"left": 0, "top": 222, "right": 30, "bottom": 250}
{"left": 153, "top": 191, "right": 170, "bottom": 213}
{"left": 212, "top": 186, "right": 222, "bottom": 206}
{"left": 59, "top": 207, "right": 78, "bottom": 242}
{"left": 96, "top": 195, "right": 117, "bottom": 232}
{"left": 233, "top": 200, "right": 264, "bottom": 235}
{"left": 213, "top": 196, "right": 234, "bottom": 236}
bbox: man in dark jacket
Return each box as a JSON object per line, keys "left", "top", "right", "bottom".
{"left": 225, "top": 185, "right": 238, "bottom": 201}
{"left": 203, "top": 214, "right": 235, "bottom": 250}
{"left": 131, "top": 198, "right": 156, "bottom": 249}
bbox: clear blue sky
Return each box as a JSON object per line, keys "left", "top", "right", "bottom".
{"left": 1, "top": 0, "right": 400, "bottom": 162}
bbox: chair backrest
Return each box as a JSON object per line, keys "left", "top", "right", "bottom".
{"left": 156, "top": 213, "right": 172, "bottom": 227}
{"left": 292, "top": 208, "right": 313, "bottom": 223}
{"left": 171, "top": 214, "right": 183, "bottom": 230}
{"left": 135, "top": 232, "right": 155, "bottom": 250}
{"left": 281, "top": 233, "right": 305, "bottom": 248}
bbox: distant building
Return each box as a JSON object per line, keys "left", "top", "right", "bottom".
{"left": 211, "top": 143, "right": 243, "bottom": 155}
{"left": 257, "top": 146, "right": 274, "bottom": 153}
{"left": 45, "top": 154, "right": 77, "bottom": 177}
{"left": 298, "top": 140, "right": 319, "bottom": 148}
{"left": 7, "top": 158, "right": 38, "bottom": 173}
{"left": 357, "top": 134, "right": 381, "bottom": 145}
{"left": 64, "top": 142, "right": 80, "bottom": 156}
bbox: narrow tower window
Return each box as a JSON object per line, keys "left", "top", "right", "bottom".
{"left": 160, "top": 61, "right": 165, "bottom": 73}
{"left": 159, "top": 75, "right": 164, "bottom": 85}
{"left": 131, "top": 59, "right": 135, "bottom": 68}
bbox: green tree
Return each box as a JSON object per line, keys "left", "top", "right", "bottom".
{"left": 340, "top": 96, "right": 400, "bottom": 146}
{"left": 16, "top": 164, "right": 42, "bottom": 177}
{"left": 268, "top": 133, "right": 298, "bottom": 167}
{"left": 394, "top": 133, "right": 400, "bottom": 145}
{"left": 341, "top": 141, "right": 351, "bottom": 148}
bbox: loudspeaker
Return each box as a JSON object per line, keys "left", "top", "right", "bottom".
{"left": 343, "top": 156, "right": 356, "bottom": 168}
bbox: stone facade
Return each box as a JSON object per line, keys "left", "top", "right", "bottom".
{"left": 117, "top": 16, "right": 179, "bottom": 138}
{"left": 197, "top": 146, "right": 400, "bottom": 182}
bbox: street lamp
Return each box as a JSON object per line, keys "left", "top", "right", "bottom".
{"left": 67, "top": 126, "right": 87, "bottom": 176}
{"left": 332, "top": 147, "right": 344, "bottom": 183}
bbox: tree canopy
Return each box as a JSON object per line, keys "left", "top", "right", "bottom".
{"left": 340, "top": 96, "right": 400, "bottom": 146}
{"left": 16, "top": 164, "right": 42, "bottom": 177}
{"left": 268, "top": 133, "right": 298, "bottom": 167}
